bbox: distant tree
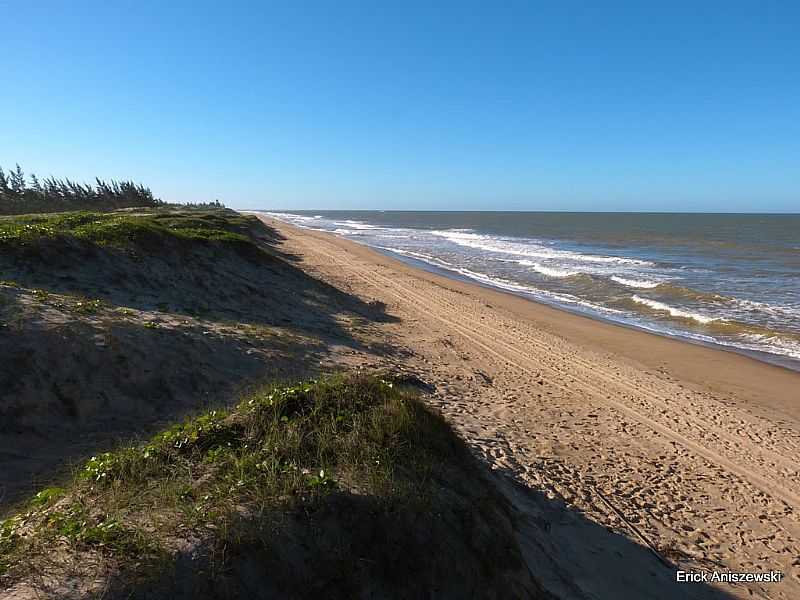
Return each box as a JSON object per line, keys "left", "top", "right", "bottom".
{"left": 0, "top": 167, "right": 9, "bottom": 194}
{"left": 29, "top": 173, "right": 43, "bottom": 194}
{"left": 0, "top": 163, "right": 163, "bottom": 215}
{"left": 9, "top": 164, "right": 25, "bottom": 195}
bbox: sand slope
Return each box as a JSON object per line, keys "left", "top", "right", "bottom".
{"left": 0, "top": 215, "right": 392, "bottom": 509}
{"left": 259, "top": 215, "right": 800, "bottom": 600}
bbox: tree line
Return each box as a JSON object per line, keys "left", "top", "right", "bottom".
{"left": 0, "top": 164, "right": 162, "bottom": 215}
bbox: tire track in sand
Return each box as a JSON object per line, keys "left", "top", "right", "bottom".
{"left": 322, "top": 244, "right": 800, "bottom": 511}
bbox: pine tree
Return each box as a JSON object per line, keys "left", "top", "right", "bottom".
{"left": 9, "top": 164, "right": 25, "bottom": 195}
{"left": 29, "top": 174, "right": 43, "bottom": 194}
{"left": 0, "top": 163, "right": 161, "bottom": 214}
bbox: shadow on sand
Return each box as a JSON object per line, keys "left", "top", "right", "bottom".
{"left": 491, "top": 465, "right": 740, "bottom": 600}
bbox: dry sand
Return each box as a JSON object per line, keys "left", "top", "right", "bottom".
{"left": 257, "top": 214, "right": 800, "bottom": 600}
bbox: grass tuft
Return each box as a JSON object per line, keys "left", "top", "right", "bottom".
{"left": 0, "top": 373, "right": 468, "bottom": 587}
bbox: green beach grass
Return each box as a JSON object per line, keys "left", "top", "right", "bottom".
{"left": 0, "top": 373, "right": 478, "bottom": 589}
{"left": 0, "top": 209, "right": 256, "bottom": 249}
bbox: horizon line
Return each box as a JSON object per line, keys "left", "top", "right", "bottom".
{"left": 249, "top": 208, "right": 800, "bottom": 216}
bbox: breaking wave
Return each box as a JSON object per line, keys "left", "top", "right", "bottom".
{"left": 631, "top": 295, "right": 720, "bottom": 325}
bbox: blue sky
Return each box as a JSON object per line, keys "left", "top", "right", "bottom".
{"left": 1, "top": 1, "right": 798, "bottom": 212}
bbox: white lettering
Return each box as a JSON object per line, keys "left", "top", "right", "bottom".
{"left": 678, "top": 570, "right": 782, "bottom": 584}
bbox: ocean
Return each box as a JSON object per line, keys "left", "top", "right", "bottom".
{"left": 263, "top": 211, "right": 800, "bottom": 371}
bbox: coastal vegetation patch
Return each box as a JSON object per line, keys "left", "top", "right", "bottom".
{"left": 0, "top": 374, "right": 534, "bottom": 598}
{"left": 0, "top": 210, "right": 257, "bottom": 253}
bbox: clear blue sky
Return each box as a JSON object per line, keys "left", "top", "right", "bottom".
{"left": 1, "top": 1, "right": 798, "bottom": 212}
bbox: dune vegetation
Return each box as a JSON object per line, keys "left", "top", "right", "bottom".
{"left": 0, "top": 375, "right": 448, "bottom": 575}
{"left": 0, "top": 209, "right": 255, "bottom": 249}
{"left": 0, "top": 374, "right": 536, "bottom": 598}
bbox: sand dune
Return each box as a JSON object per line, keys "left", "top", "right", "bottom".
{"left": 258, "top": 214, "right": 800, "bottom": 600}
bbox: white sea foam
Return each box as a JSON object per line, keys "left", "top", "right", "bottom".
{"left": 260, "top": 212, "right": 322, "bottom": 229}
{"left": 333, "top": 220, "right": 381, "bottom": 230}
{"left": 631, "top": 295, "right": 719, "bottom": 324}
{"left": 517, "top": 260, "right": 578, "bottom": 278}
{"left": 431, "top": 230, "right": 652, "bottom": 266}
{"left": 379, "top": 247, "right": 455, "bottom": 267}
{"left": 740, "top": 334, "right": 800, "bottom": 360}
{"left": 264, "top": 212, "right": 315, "bottom": 221}
{"left": 733, "top": 299, "right": 800, "bottom": 319}
{"left": 611, "top": 276, "right": 662, "bottom": 289}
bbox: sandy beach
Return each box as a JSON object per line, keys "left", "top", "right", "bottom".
{"left": 257, "top": 214, "right": 800, "bottom": 600}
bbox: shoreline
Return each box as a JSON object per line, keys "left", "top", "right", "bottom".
{"left": 258, "top": 214, "right": 800, "bottom": 420}
{"left": 373, "top": 244, "right": 800, "bottom": 373}
{"left": 258, "top": 213, "right": 800, "bottom": 599}
{"left": 260, "top": 211, "right": 800, "bottom": 376}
